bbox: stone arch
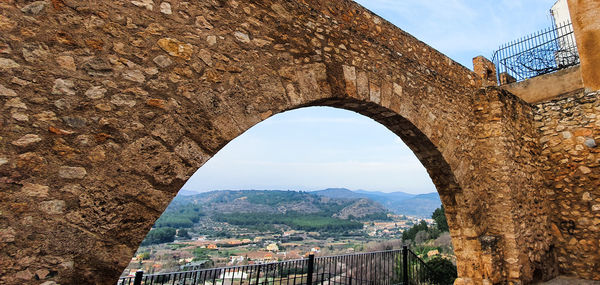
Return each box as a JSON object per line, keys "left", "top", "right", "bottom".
{"left": 0, "top": 0, "right": 557, "bottom": 284}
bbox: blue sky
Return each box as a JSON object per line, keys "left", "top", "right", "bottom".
{"left": 182, "top": 0, "right": 557, "bottom": 194}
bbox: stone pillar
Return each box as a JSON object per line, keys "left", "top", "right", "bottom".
{"left": 567, "top": 0, "right": 600, "bottom": 90}
{"left": 473, "top": 56, "right": 498, "bottom": 87}
{"left": 499, "top": 72, "right": 516, "bottom": 85}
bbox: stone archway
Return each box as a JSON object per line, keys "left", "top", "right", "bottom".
{"left": 1, "top": 0, "right": 557, "bottom": 284}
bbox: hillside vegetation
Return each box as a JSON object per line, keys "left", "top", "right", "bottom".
{"left": 143, "top": 190, "right": 391, "bottom": 245}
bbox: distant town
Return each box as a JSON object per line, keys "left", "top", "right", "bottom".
{"left": 121, "top": 189, "right": 452, "bottom": 277}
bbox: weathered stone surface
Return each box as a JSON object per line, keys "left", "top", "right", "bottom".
{"left": 198, "top": 49, "right": 213, "bottom": 66}
{"left": 62, "top": 116, "right": 87, "bottom": 129}
{"left": 0, "top": 84, "right": 17, "bottom": 97}
{"left": 579, "top": 166, "right": 592, "bottom": 174}
{"left": 234, "top": 31, "right": 251, "bottom": 43}
{"left": 534, "top": 90, "right": 600, "bottom": 280}
{"left": 5, "top": 98, "right": 27, "bottom": 109}
{"left": 153, "top": 55, "right": 172, "bottom": 68}
{"left": 58, "top": 166, "right": 87, "bottom": 179}
{"left": 111, "top": 94, "right": 137, "bottom": 107}
{"left": 174, "top": 137, "right": 206, "bottom": 167}
{"left": 35, "top": 269, "right": 50, "bottom": 280}
{"left": 39, "top": 200, "right": 66, "bottom": 214}
{"left": 84, "top": 86, "right": 107, "bottom": 99}
{"left": 21, "top": 183, "right": 49, "bottom": 197}
{"left": 1, "top": 0, "right": 597, "bottom": 284}
{"left": 160, "top": 2, "right": 171, "bottom": 14}
{"left": 195, "top": 16, "right": 213, "bottom": 29}
{"left": 11, "top": 134, "right": 42, "bottom": 147}
{"left": 12, "top": 112, "right": 28, "bottom": 122}
{"left": 0, "top": 58, "right": 20, "bottom": 70}
{"left": 21, "top": 1, "right": 49, "bottom": 15}
{"left": 157, "top": 38, "right": 193, "bottom": 60}
{"left": 122, "top": 70, "right": 145, "bottom": 83}
{"left": 582, "top": 192, "right": 592, "bottom": 202}
{"left": 131, "top": 0, "right": 153, "bottom": 10}
{"left": 342, "top": 65, "right": 357, "bottom": 97}
{"left": 150, "top": 116, "right": 184, "bottom": 146}
{"left": 56, "top": 55, "right": 76, "bottom": 71}
{"left": 22, "top": 46, "right": 50, "bottom": 63}
{"left": 584, "top": 138, "right": 596, "bottom": 148}
{"left": 14, "top": 269, "right": 33, "bottom": 281}
{"left": 121, "top": 137, "right": 188, "bottom": 184}
{"left": 0, "top": 15, "right": 16, "bottom": 31}
{"left": 206, "top": 35, "right": 217, "bottom": 46}
{"left": 0, "top": 227, "right": 16, "bottom": 243}
{"left": 51, "top": 79, "right": 76, "bottom": 96}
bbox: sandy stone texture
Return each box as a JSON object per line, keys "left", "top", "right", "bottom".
{"left": 0, "top": 0, "right": 595, "bottom": 284}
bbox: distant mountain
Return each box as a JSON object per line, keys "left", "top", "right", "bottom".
{"left": 174, "top": 190, "right": 389, "bottom": 220}
{"left": 177, "top": 189, "right": 200, "bottom": 196}
{"left": 173, "top": 188, "right": 441, "bottom": 218}
{"left": 312, "top": 188, "right": 368, "bottom": 199}
{"left": 390, "top": 193, "right": 441, "bottom": 217}
{"left": 313, "top": 188, "right": 441, "bottom": 218}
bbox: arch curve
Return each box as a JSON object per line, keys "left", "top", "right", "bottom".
{"left": 0, "top": 0, "right": 556, "bottom": 284}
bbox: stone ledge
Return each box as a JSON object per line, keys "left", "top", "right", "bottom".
{"left": 501, "top": 66, "right": 584, "bottom": 103}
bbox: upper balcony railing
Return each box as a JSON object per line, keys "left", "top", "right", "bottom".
{"left": 492, "top": 21, "right": 579, "bottom": 83}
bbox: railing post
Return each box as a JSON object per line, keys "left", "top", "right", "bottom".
{"left": 255, "top": 264, "right": 262, "bottom": 285}
{"left": 402, "top": 246, "right": 408, "bottom": 285}
{"left": 307, "top": 254, "right": 315, "bottom": 285}
{"left": 133, "top": 270, "right": 143, "bottom": 285}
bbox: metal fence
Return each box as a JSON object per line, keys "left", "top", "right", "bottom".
{"left": 118, "top": 246, "right": 436, "bottom": 285}
{"left": 492, "top": 21, "right": 579, "bottom": 82}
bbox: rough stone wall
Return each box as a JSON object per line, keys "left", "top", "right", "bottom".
{"left": 534, "top": 90, "right": 600, "bottom": 280}
{"left": 0, "top": 0, "right": 563, "bottom": 284}
{"left": 459, "top": 87, "right": 556, "bottom": 283}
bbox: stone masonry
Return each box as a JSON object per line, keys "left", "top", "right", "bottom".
{"left": 534, "top": 90, "right": 600, "bottom": 280}
{"left": 0, "top": 0, "right": 596, "bottom": 284}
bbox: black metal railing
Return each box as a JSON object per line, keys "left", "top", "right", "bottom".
{"left": 492, "top": 21, "right": 579, "bottom": 83}
{"left": 118, "top": 246, "right": 438, "bottom": 285}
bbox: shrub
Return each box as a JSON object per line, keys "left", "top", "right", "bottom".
{"left": 426, "top": 257, "right": 457, "bottom": 285}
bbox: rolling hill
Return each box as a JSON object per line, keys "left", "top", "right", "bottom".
{"left": 177, "top": 188, "right": 441, "bottom": 218}
{"left": 313, "top": 188, "right": 441, "bottom": 218}
{"left": 172, "top": 190, "right": 390, "bottom": 220}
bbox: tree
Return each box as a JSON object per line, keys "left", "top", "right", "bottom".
{"left": 414, "top": 230, "right": 430, "bottom": 244}
{"left": 433, "top": 232, "right": 453, "bottom": 253}
{"left": 141, "top": 228, "right": 176, "bottom": 245}
{"left": 138, "top": 252, "right": 150, "bottom": 260}
{"left": 432, "top": 205, "right": 449, "bottom": 232}
{"left": 402, "top": 220, "right": 428, "bottom": 241}
{"left": 177, "top": 228, "right": 190, "bottom": 239}
{"left": 426, "top": 257, "right": 457, "bottom": 285}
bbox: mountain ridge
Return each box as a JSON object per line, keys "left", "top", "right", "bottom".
{"left": 178, "top": 188, "right": 441, "bottom": 218}
{"left": 312, "top": 188, "right": 440, "bottom": 217}
{"left": 173, "top": 190, "right": 390, "bottom": 220}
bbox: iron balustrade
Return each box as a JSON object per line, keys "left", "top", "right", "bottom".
{"left": 117, "top": 246, "right": 438, "bottom": 285}
{"left": 492, "top": 21, "right": 579, "bottom": 83}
